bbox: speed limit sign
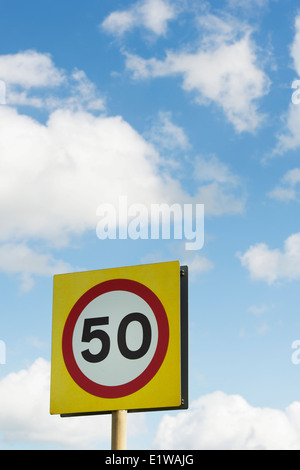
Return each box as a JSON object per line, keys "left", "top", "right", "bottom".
{"left": 50, "top": 261, "right": 188, "bottom": 415}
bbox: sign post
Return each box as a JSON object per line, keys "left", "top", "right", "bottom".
{"left": 111, "top": 410, "right": 127, "bottom": 450}
{"left": 50, "top": 261, "right": 188, "bottom": 445}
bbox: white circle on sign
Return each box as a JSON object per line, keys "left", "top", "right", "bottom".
{"left": 72, "top": 290, "right": 158, "bottom": 386}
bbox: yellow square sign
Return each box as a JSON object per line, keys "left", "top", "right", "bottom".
{"left": 50, "top": 261, "right": 187, "bottom": 415}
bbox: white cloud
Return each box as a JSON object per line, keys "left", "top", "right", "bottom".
{"left": 181, "top": 253, "right": 214, "bottom": 280}
{"left": 0, "top": 358, "right": 145, "bottom": 449}
{"left": 0, "top": 243, "right": 73, "bottom": 291}
{"left": 256, "top": 322, "right": 269, "bottom": 336}
{"left": 273, "top": 103, "right": 300, "bottom": 154}
{"left": 125, "top": 14, "right": 270, "bottom": 132}
{"left": 0, "top": 102, "right": 245, "bottom": 250}
{"left": 139, "top": 0, "right": 176, "bottom": 35}
{"left": 283, "top": 168, "right": 300, "bottom": 186}
{"left": 0, "top": 50, "right": 65, "bottom": 89}
{"left": 195, "top": 182, "right": 245, "bottom": 215}
{"left": 193, "top": 155, "right": 245, "bottom": 215}
{"left": 247, "top": 303, "right": 269, "bottom": 315}
{"left": 147, "top": 111, "right": 190, "bottom": 152}
{"left": 291, "top": 14, "right": 300, "bottom": 77}
{"left": 0, "top": 105, "right": 184, "bottom": 245}
{"left": 0, "top": 51, "right": 245, "bottom": 293}
{"left": 0, "top": 51, "right": 105, "bottom": 111}
{"left": 33, "top": 69, "right": 106, "bottom": 112}
{"left": 268, "top": 168, "right": 300, "bottom": 202}
{"left": 67, "top": 69, "right": 105, "bottom": 111}
{"left": 153, "top": 391, "right": 300, "bottom": 450}
{"left": 196, "top": 13, "right": 249, "bottom": 47}
{"left": 102, "top": 10, "right": 135, "bottom": 36}
{"left": 4, "top": 360, "right": 300, "bottom": 450}
{"left": 227, "top": 0, "right": 271, "bottom": 9}
{"left": 273, "top": 13, "right": 300, "bottom": 155}
{"left": 238, "top": 233, "right": 300, "bottom": 284}
{"left": 194, "top": 154, "right": 239, "bottom": 185}
{"left": 101, "top": 0, "right": 177, "bottom": 37}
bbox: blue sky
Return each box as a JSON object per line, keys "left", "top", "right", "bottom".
{"left": 1, "top": 0, "right": 300, "bottom": 449}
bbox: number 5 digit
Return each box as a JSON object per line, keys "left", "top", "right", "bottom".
{"left": 81, "top": 317, "right": 110, "bottom": 363}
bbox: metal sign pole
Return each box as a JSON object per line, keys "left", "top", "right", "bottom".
{"left": 111, "top": 410, "right": 127, "bottom": 450}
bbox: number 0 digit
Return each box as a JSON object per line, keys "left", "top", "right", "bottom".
{"left": 118, "top": 312, "right": 152, "bottom": 360}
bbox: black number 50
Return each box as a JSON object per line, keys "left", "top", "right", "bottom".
{"left": 81, "top": 312, "right": 152, "bottom": 363}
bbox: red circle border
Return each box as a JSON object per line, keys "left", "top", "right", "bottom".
{"left": 62, "top": 279, "right": 169, "bottom": 399}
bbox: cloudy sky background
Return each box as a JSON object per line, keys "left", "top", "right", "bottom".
{"left": 1, "top": 0, "right": 300, "bottom": 449}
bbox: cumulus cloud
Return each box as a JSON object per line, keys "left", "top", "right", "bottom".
{"left": 3, "top": 361, "right": 300, "bottom": 450}
{"left": 153, "top": 391, "right": 300, "bottom": 450}
{"left": 0, "top": 50, "right": 65, "bottom": 89}
{"left": 273, "top": 103, "right": 300, "bottom": 155}
{"left": 193, "top": 154, "right": 245, "bottom": 215}
{"left": 180, "top": 252, "right": 213, "bottom": 280}
{"left": 268, "top": 168, "right": 300, "bottom": 202}
{"left": 125, "top": 13, "right": 270, "bottom": 132}
{"left": 238, "top": 232, "right": 300, "bottom": 284}
{"left": 247, "top": 303, "right": 270, "bottom": 315}
{"left": 0, "top": 99, "right": 245, "bottom": 248}
{"left": 0, "top": 89, "right": 182, "bottom": 290}
{"left": 0, "top": 358, "right": 108, "bottom": 448}
{"left": 291, "top": 14, "right": 300, "bottom": 77}
{"left": 0, "top": 51, "right": 105, "bottom": 111}
{"left": 273, "top": 13, "right": 300, "bottom": 155}
{"left": 194, "top": 154, "right": 239, "bottom": 186}
{"left": 0, "top": 358, "right": 145, "bottom": 449}
{"left": 0, "top": 243, "right": 73, "bottom": 292}
{"left": 100, "top": 0, "right": 177, "bottom": 37}
{"left": 147, "top": 111, "right": 190, "bottom": 153}
{"left": 0, "top": 105, "right": 182, "bottom": 245}
{"left": 0, "top": 50, "right": 246, "bottom": 291}
{"left": 227, "top": 0, "right": 271, "bottom": 9}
